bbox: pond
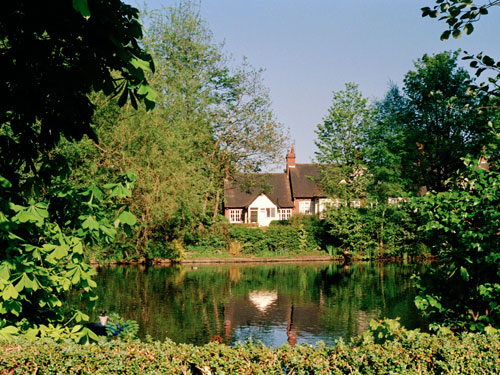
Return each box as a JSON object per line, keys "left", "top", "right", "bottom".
{"left": 88, "top": 262, "right": 427, "bottom": 346}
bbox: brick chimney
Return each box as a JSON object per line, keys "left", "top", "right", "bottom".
{"left": 286, "top": 146, "right": 296, "bottom": 174}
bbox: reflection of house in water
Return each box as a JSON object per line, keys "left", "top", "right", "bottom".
{"left": 223, "top": 291, "right": 326, "bottom": 346}
{"left": 248, "top": 291, "right": 278, "bottom": 313}
{"left": 222, "top": 288, "right": 383, "bottom": 346}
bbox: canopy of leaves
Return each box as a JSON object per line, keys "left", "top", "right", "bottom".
{"left": 377, "top": 51, "right": 495, "bottom": 192}
{"left": 60, "top": 2, "right": 288, "bottom": 256}
{"left": 414, "top": 161, "right": 500, "bottom": 331}
{"left": 0, "top": 0, "right": 151, "bottom": 340}
{"left": 0, "top": 0, "right": 155, "bottom": 187}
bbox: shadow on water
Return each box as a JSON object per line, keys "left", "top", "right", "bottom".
{"left": 81, "top": 262, "right": 427, "bottom": 346}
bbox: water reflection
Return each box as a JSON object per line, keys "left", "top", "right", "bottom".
{"left": 88, "top": 262, "right": 427, "bottom": 346}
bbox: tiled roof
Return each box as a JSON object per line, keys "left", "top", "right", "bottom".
{"left": 289, "top": 164, "right": 324, "bottom": 198}
{"left": 224, "top": 173, "right": 294, "bottom": 208}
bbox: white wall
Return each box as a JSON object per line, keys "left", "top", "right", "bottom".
{"left": 248, "top": 194, "right": 278, "bottom": 227}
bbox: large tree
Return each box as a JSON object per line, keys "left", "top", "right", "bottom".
{"left": 386, "top": 51, "right": 494, "bottom": 192}
{"left": 67, "top": 2, "right": 288, "bottom": 256}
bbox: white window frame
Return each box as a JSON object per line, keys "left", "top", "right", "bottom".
{"left": 279, "top": 208, "right": 292, "bottom": 220}
{"left": 299, "top": 201, "right": 312, "bottom": 214}
{"left": 350, "top": 199, "right": 361, "bottom": 208}
{"left": 229, "top": 209, "right": 243, "bottom": 223}
{"left": 266, "top": 207, "right": 276, "bottom": 218}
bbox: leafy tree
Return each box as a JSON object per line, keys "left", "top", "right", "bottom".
{"left": 0, "top": 0, "right": 153, "bottom": 340}
{"left": 315, "top": 83, "right": 371, "bottom": 166}
{"left": 68, "top": 1, "right": 288, "bottom": 257}
{"left": 314, "top": 84, "right": 377, "bottom": 256}
{"left": 314, "top": 83, "right": 373, "bottom": 201}
{"left": 385, "top": 51, "right": 494, "bottom": 192}
{"left": 0, "top": 0, "right": 155, "bottom": 188}
{"left": 315, "top": 83, "right": 419, "bottom": 256}
{"left": 414, "top": 160, "right": 500, "bottom": 331}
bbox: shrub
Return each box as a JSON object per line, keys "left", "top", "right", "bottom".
{"left": 414, "top": 162, "right": 500, "bottom": 331}
{"left": 1, "top": 323, "right": 499, "bottom": 374}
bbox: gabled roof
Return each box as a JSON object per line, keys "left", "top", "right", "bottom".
{"left": 289, "top": 164, "right": 325, "bottom": 198}
{"left": 224, "top": 173, "right": 294, "bottom": 208}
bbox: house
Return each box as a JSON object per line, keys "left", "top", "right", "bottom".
{"left": 224, "top": 147, "right": 329, "bottom": 226}
{"left": 224, "top": 173, "right": 294, "bottom": 226}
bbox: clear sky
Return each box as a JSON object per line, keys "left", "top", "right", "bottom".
{"left": 136, "top": 0, "right": 499, "bottom": 166}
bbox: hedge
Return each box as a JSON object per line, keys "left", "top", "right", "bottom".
{"left": 1, "top": 322, "right": 499, "bottom": 374}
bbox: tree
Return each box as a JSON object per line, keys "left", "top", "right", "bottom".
{"left": 0, "top": 0, "right": 153, "bottom": 340}
{"left": 315, "top": 83, "right": 371, "bottom": 166}
{"left": 0, "top": 0, "right": 155, "bottom": 188}
{"left": 67, "top": 1, "right": 288, "bottom": 256}
{"left": 315, "top": 83, "right": 373, "bottom": 200}
{"left": 387, "top": 51, "right": 494, "bottom": 192}
{"left": 314, "top": 83, "right": 377, "bottom": 256}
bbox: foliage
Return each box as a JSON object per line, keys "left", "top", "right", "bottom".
{"left": 0, "top": 176, "right": 97, "bottom": 342}
{"left": 315, "top": 82, "right": 372, "bottom": 166}
{"left": 314, "top": 83, "right": 417, "bottom": 257}
{"left": 413, "top": 161, "right": 500, "bottom": 331}
{"left": 0, "top": 0, "right": 152, "bottom": 340}
{"left": 399, "top": 51, "right": 494, "bottom": 192}
{"left": 1, "top": 324, "right": 500, "bottom": 374}
{"left": 73, "top": 2, "right": 288, "bottom": 257}
{"left": 322, "top": 203, "right": 418, "bottom": 258}
{"left": 104, "top": 312, "right": 139, "bottom": 339}
{"left": 0, "top": 0, "right": 155, "bottom": 188}
{"left": 421, "top": 0, "right": 499, "bottom": 101}
{"left": 227, "top": 217, "right": 323, "bottom": 255}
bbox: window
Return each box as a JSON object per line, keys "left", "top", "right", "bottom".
{"left": 229, "top": 209, "right": 243, "bottom": 223}
{"left": 299, "top": 201, "right": 312, "bottom": 214}
{"left": 266, "top": 207, "right": 276, "bottom": 218}
{"left": 279, "top": 209, "right": 292, "bottom": 220}
{"left": 350, "top": 199, "right": 361, "bottom": 208}
{"left": 250, "top": 208, "right": 258, "bottom": 223}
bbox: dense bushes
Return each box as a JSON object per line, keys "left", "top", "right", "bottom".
{"left": 184, "top": 210, "right": 419, "bottom": 259}
{"left": 209, "top": 215, "right": 331, "bottom": 256}
{"left": 1, "top": 322, "right": 499, "bottom": 374}
{"left": 414, "top": 163, "right": 500, "bottom": 331}
{"left": 323, "top": 204, "right": 419, "bottom": 258}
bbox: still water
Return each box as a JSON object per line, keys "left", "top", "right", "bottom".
{"left": 90, "top": 262, "right": 427, "bottom": 346}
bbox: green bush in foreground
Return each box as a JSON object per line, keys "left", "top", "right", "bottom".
{"left": 1, "top": 320, "right": 499, "bottom": 374}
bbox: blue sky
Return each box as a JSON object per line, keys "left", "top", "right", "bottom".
{"left": 136, "top": 0, "right": 499, "bottom": 166}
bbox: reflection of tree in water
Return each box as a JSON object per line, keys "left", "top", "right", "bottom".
{"left": 84, "top": 262, "right": 426, "bottom": 345}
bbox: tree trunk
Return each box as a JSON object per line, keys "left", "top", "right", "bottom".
{"left": 379, "top": 206, "right": 386, "bottom": 255}
{"left": 212, "top": 189, "right": 220, "bottom": 221}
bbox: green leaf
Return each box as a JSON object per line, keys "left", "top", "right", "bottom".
{"left": 130, "top": 57, "right": 152, "bottom": 72}
{"left": 464, "top": 23, "right": 474, "bottom": 34}
{"left": 118, "top": 211, "right": 137, "bottom": 226}
{"left": 15, "top": 273, "right": 33, "bottom": 292}
{"left": 0, "top": 325, "right": 18, "bottom": 340}
{"left": 440, "top": 30, "right": 451, "bottom": 41}
{"left": 0, "top": 265, "right": 10, "bottom": 281}
{"left": 482, "top": 55, "right": 495, "bottom": 67}
{"left": 81, "top": 215, "right": 99, "bottom": 231}
{"left": 52, "top": 245, "right": 69, "bottom": 260}
{"left": 460, "top": 266, "right": 470, "bottom": 281}
{"left": 72, "top": 0, "right": 90, "bottom": 19}
{"left": 2, "top": 283, "right": 19, "bottom": 300}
